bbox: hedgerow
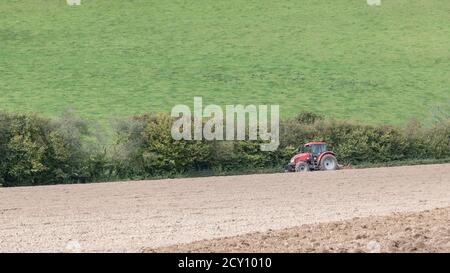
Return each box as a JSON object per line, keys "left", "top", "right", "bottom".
{"left": 1, "top": 111, "right": 449, "bottom": 186}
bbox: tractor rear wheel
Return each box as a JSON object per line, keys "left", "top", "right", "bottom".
{"left": 295, "top": 161, "right": 310, "bottom": 172}
{"left": 320, "top": 154, "right": 338, "bottom": 171}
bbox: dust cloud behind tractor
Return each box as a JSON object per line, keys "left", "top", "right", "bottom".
{"left": 367, "top": 0, "right": 381, "bottom": 6}
{"left": 67, "top": 0, "right": 81, "bottom": 6}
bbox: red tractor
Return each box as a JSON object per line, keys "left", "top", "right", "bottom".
{"left": 285, "top": 141, "right": 339, "bottom": 172}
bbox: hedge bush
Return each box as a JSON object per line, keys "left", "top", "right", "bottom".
{"left": 111, "top": 114, "right": 214, "bottom": 178}
{"left": 0, "top": 111, "right": 106, "bottom": 187}
{"left": 0, "top": 111, "right": 449, "bottom": 186}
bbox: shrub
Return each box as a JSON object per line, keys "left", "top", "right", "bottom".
{"left": 112, "top": 114, "right": 215, "bottom": 178}
{"left": 0, "top": 111, "right": 105, "bottom": 187}
{"left": 294, "top": 112, "right": 324, "bottom": 124}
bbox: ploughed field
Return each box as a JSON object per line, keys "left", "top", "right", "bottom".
{"left": 0, "top": 164, "right": 449, "bottom": 252}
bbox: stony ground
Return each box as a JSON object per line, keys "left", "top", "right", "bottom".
{"left": 147, "top": 206, "right": 450, "bottom": 253}
{"left": 0, "top": 164, "right": 449, "bottom": 252}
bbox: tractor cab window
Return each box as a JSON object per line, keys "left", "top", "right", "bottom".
{"left": 299, "top": 144, "right": 328, "bottom": 155}
{"left": 298, "top": 146, "right": 312, "bottom": 153}
{"left": 311, "top": 144, "right": 328, "bottom": 156}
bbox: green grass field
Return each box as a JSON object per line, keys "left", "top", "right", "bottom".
{"left": 1, "top": 0, "right": 449, "bottom": 124}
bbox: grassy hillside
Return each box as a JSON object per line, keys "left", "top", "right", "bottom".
{"left": 0, "top": 0, "right": 449, "bottom": 124}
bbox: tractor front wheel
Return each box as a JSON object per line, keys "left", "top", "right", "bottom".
{"left": 320, "top": 154, "right": 338, "bottom": 171}
{"left": 295, "top": 161, "right": 310, "bottom": 172}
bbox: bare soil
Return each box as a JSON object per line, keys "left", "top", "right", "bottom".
{"left": 148, "top": 207, "right": 450, "bottom": 253}
{"left": 0, "top": 164, "right": 449, "bottom": 252}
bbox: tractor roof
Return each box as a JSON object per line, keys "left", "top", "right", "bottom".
{"left": 304, "top": 141, "right": 327, "bottom": 146}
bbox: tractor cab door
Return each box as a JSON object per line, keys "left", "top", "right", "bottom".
{"left": 311, "top": 144, "right": 327, "bottom": 156}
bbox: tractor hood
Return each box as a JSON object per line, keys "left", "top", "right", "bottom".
{"left": 290, "top": 152, "right": 311, "bottom": 164}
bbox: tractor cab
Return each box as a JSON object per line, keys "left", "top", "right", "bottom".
{"left": 286, "top": 142, "right": 339, "bottom": 172}
{"left": 298, "top": 142, "right": 328, "bottom": 156}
